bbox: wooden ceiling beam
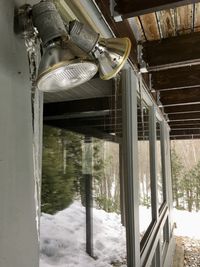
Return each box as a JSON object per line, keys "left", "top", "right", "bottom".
{"left": 160, "top": 87, "right": 200, "bottom": 105}
{"left": 142, "top": 32, "right": 200, "bottom": 68}
{"left": 168, "top": 112, "right": 200, "bottom": 121}
{"left": 164, "top": 104, "right": 200, "bottom": 114}
{"left": 171, "top": 129, "right": 200, "bottom": 136}
{"left": 114, "top": 0, "right": 200, "bottom": 18}
{"left": 170, "top": 124, "right": 200, "bottom": 130}
{"left": 152, "top": 65, "right": 200, "bottom": 90}
{"left": 169, "top": 120, "right": 200, "bottom": 126}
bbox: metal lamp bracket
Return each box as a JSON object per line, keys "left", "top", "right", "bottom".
{"left": 109, "top": 0, "right": 123, "bottom": 22}
{"left": 14, "top": 4, "right": 35, "bottom": 39}
{"left": 14, "top": 4, "right": 41, "bottom": 89}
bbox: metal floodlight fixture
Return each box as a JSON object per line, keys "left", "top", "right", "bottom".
{"left": 16, "top": 1, "right": 131, "bottom": 92}
{"left": 32, "top": 1, "right": 98, "bottom": 92}
{"left": 69, "top": 20, "right": 131, "bottom": 80}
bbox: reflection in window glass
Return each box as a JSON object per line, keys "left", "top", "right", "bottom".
{"left": 138, "top": 101, "right": 152, "bottom": 240}
{"left": 161, "top": 218, "right": 169, "bottom": 252}
{"left": 41, "top": 125, "right": 84, "bottom": 214}
{"left": 156, "top": 121, "right": 164, "bottom": 208}
{"left": 160, "top": 226, "right": 164, "bottom": 249}
{"left": 40, "top": 127, "right": 127, "bottom": 266}
{"left": 92, "top": 139, "right": 127, "bottom": 265}
{"left": 40, "top": 125, "right": 87, "bottom": 267}
{"left": 150, "top": 242, "right": 160, "bottom": 267}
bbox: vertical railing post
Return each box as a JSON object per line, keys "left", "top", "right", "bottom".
{"left": 119, "top": 143, "right": 126, "bottom": 226}
{"left": 82, "top": 135, "right": 93, "bottom": 257}
{"left": 122, "top": 67, "right": 140, "bottom": 267}
{"left": 149, "top": 105, "right": 159, "bottom": 221}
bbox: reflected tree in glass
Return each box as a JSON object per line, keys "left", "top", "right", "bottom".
{"left": 138, "top": 101, "right": 152, "bottom": 240}
{"left": 156, "top": 121, "right": 164, "bottom": 209}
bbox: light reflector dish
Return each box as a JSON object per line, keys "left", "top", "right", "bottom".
{"left": 97, "top": 37, "right": 131, "bottom": 80}
{"left": 37, "top": 61, "right": 98, "bottom": 92}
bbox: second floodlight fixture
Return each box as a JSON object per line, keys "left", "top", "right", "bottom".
{"left": 32, "top": 1, "right": 98, "bottom": 92}
{"left": 69, "top": 20, "right": 131, "bottom": 80}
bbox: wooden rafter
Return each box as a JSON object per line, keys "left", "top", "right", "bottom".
{"left": 169, "top": 124, "right": 200, "bottom": 129}
{"left": 160, "top": 87, "right": 200, "bottom": 105}
{"left": 114, "top": 0, "right": 200, "bottom": 18}
{"left": 168, "top": 112, "right": 200, "bottom": 120}
{"left": 164, "top": 104, "right": 200, "bottom": 114}
{"left": 171, "top": 129, "right": 200, "bottom": 135}
{"left": 152, "top": 65, "right": 200, "bottom": 90}
{"left": 142, "top": 32, "right": 200, "bottom": 68}
{"left": 169, "top": 120, "right": 200, "bottom": 125}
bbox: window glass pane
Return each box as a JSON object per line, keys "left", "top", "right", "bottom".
{"left": 156, "top": 121, "right": 164, "bottom": 208}
{"left": 161, "top": 218, "right": 169, "bottom": 252}
{"left": 41, "top": 128, "right": 127, "bottom": 266}
{"left": 160, "top": 227, "right": 164, "bottom": 249}
{"left": 150, "top": 242, "right": 160, "bottom": 267}
{"left": 138, "top": 101, "right": 152, "bottom": 240}
{"left": 92, "top": 139, "right": 127, "bottom": 265}
{"left": 40, "top": 126, "right": 88, "bottom": 267}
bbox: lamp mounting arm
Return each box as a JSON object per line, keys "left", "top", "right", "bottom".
{"left": 15, "top": 1, "right": 70, "bottom": 46}
{"left": 14, "top": 4, "right": 35, "bottom": 39}
{"left": 69, "top": 20, "right": 100, "bottom": 54}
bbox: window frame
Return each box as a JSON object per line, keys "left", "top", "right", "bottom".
{"left": 122, "top": 68, "right": 173, "bottom": 267}
{"left": 137, "top": 98, "right": 154, "bottom": 244}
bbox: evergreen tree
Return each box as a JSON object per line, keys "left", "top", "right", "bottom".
{"left": 186, "top": 161, "right": 200, "bottom": 211}
{"left": 171, "top": 149, "right": 200, "bottom": 212}
{"left": 41, "top": 125, "right": 83, "bottom": 214}
{"left": 93, "top": 139, "right": 120, "bottom": 213}
{"left": 171, "top": 148, "right": 184, "bottom": 209}
{"left": 41, "top": 126, "right": 120, "bottom": 214}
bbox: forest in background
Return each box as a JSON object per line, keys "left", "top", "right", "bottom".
{"left": 171, "top": 140, "right": 200, "bottom": 212}
{"left": 42, "top": 125, "right": 120, "bottom": 215}
{"left": 42, "top": 125, "right": 200, "bottom": 215}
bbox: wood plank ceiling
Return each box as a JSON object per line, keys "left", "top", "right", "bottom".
{"left": 44, "top": 0, "right": 200, "bottom": 141}
{"left": 113, "top": 0, "right": 200, "bottom": 140}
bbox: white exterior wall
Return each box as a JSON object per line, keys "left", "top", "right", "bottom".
{"left": 0, "top": 0, "right": 39, "bottom": 266}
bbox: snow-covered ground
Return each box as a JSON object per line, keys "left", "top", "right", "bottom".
{"left": 40, "top": 201, "right": 126, "bottom": 267}
{"left": 173, "top": 209, "right": 200, "bottom": 239}
{"left": 40, "top": 202, "right": 200, "bottom": 267}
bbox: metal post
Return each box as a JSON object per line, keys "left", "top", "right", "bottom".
{"left": 161, "top": 120, "right": 168, "bottom": 204}
{"left": 82, "top": 135, "right": 93, "bottom": 257}
{"left": 149, "top": 105, "right": 159, "bottom": 220}
{"left": 119, "top": 144, "right": 126, "bottom": 226}
{"left": 122, "top": 68, "right": 140, "bottom": 267}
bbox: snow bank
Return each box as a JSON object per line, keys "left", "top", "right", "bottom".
{"left": 40, "top": 201, "right": 126, "bottom": 267}
{"left": 139, "top": 207, "right": 200, "bottom": 240}
{"left": 139, "top": 206, "right": 152, "bottom": 235}
{"left": 173, "top": 209, "right": 200, "bottom": 239}
{"left": 40, "top": 202, "right": 200, "bottom": 267}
